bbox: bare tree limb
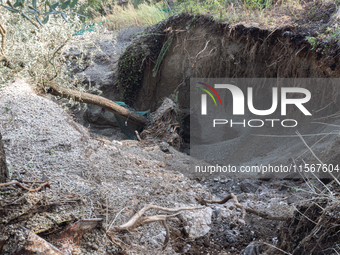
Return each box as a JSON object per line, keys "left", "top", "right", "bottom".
{"left": 204, "top": 193, "right": 287, "bottom": 221}
{"left": 0, "top": 22, "right": 6, "bottom": 55}
{"left": 45, "top": 80, "right": 149, "bottom": 126}
{"left": 111, "top": 204, "right": 204, "bottom": 231}
{"left": 0, "top": 181, "right": 51, "bottom": 191}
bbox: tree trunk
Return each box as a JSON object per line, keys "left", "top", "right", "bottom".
{"left": 0, "top": 132, "right": 8, "bottom": 183}
{"left": 45, "top": 81, "right": 148, "bottom": 126}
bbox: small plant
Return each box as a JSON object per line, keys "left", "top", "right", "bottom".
{"left": 306, "top": 36, "right": 318, "bottom": 50}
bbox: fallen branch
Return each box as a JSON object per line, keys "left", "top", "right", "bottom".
{"left": 204, "top": 193, "right": 287, "bottom": 221}
{"left": 111, "top": 204, "right": 204, "bottom": 231}
{"left": 0, "top": 21, "right": 6, "bottom": 54}
{"left": 0, "top": 181, "right": 51, "bottom": 192}
{"left": 108, "top": 204, "right": 204, "bottom": 250}
{"left": 45, "top": 80, "right": 148, "bottom": 127}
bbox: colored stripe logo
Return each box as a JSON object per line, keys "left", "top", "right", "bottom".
{"left": 196, "top": 82, "right": 222, "bottom": 106}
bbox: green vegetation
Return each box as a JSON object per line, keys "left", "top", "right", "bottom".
{"left": 92, "top": 2, "right": 169, "bottom": 30}
{"left": 81, "top": 0, "right": 306, "bottom": 32}
{"left": 306, "top": 26, "right": 340, "bottom": 53}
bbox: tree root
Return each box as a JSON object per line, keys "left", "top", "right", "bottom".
{"left": 111, "top": 204, "right": 204, "bottom": 231}
{"left": 108, "top": 204, "right": 204, "bottom": 250}
{"left": 0, "top": 22, "right": 6, "bottom": 55}
{"left": 203, "top": 193, "right": 287, "bottom": 221}
{"left": 0, "top": 181, "right": 51, "bottom": 192}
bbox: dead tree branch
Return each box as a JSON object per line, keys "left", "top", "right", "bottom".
{"left": 0, "top": 181, "right": 51, "bottom": 191}
{"left": 107, "top": 204, "right": 204, "bottom": 250}
{"left": 111, "top": 204, "right": 204, "bottom": 231}
{"left": 45, "top": 80, "right": 148, "bottom": 126}
{"left": 0, "top": 22, "right": 6, "bottom": 55}
{"left": 204, "top": 193, "right": 287, "bottom": 221}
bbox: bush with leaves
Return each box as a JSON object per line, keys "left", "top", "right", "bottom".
{"left": 0, "top": 0, "right": 145, "bottom": 127}
{"left": 0, "top": 0, "right": 105, "bottom": 101}
{"left": 0, "top": 0, "right": 85, "bottom": 27}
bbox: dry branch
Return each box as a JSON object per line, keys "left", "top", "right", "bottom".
{"left": 0, "top": 181, "right": 51, "bottom": 191}
{"left": 204, "top": 193, "right": 287, "bottom": 221}
{"left": 45, "top": 80, "right": 148, "bottom": 127}
{"left": 107, "top": 204, "right": 204, "bottom": 251}
{"left": 0, "top": 22, "right": 6, "bottom": 55}
{"left": 111, "top": 204, "right": 204, "bottom": 231}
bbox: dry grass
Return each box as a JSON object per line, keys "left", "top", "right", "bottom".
{"left": 175, "top": 0, "right": 305, "bottom": 29}
{"left": 93, "top": 3, "right": 169, "bottom": 31}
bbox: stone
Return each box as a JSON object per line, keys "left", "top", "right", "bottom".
{"left": 181, "top": 207, "right": 213, "bottom": 239}
{"left": 159, "top": 142, "right": 170, "bottom": 153}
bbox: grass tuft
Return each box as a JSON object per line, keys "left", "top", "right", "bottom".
{"left": 93, "top": 3, "right": 169, "bottom": 31}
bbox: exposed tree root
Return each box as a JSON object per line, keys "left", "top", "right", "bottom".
{"left": 0, "top": 181, "right": 51, "bottom": 192}
{"left": 203, "top": 193, "right": 287, "bottom": 221}
{"left": 111, "top": 204, "right": 204, "bottom": 231}
{"left": 108, "top": 204, "right": 204, "bottom": 250}
{"left": 0, "top": 22, "right": 6, "bottom": 55}
{"left": 140, "top": 98, "right": 181, "bottom": 149}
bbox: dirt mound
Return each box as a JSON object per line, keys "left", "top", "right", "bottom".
{"left": 118, "top": 13, "right": 340, "bottom": 112}
{"left": 0, "top": 80, "right": 209, "bottom": 254}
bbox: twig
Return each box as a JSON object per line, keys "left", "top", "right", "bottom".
{"left": 107, "top": 207, "right": 126, "bottom": 232}
{"left": 161, "top": 220, "right": 170, "bottom": 250}
{"left": 135, "top": 130, "right": 142, "bottom": 142}
{"left": 106, "top": 232, "right": 124, "bottom": 251}
{"left": 192, "top": 40, "right": 210, "bottom": 67}
{"left": 111, "top": 204, "right": 204, "bottom": 231}
{"left": 204, "top": 193, "right": 287, "bottom": 221}
{"left": 23, "top": 180, "right": 49, "bottom": 184}
{"left": 0, "top": 181, "right": 51, "bottom": 192}
{"left": 296, "top": 130, "right": 340, "bottom": 186}
{"left": 0, "top": 22, "right": 6, "bottom": 55}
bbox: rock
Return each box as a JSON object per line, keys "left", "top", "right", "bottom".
{"left": 236, "top": 193, "right": 247, "bottom": 202}
{"left": 239, "top": 244, "right": 259, "bottom": 255}
{"left": 152, "top": 232, "right": 166, "bottom": 243}
{"left": 237, "top": 219, "right": 246, "bottom": 225}
{"left": 159, "top": 142, "right": 170, "bottom": 153}
{"left": 182, "top": 207, "right": 213, "bottom": 238}
{"left": 240, "top": 179, "right": 259, "bottom": 193}
{"left": 214, "top": 207, "right": 222, "bottom": 222}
